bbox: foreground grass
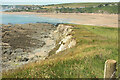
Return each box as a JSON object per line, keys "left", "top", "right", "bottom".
{"left": 2, "top": 24, "right": 118, "bottom": 78}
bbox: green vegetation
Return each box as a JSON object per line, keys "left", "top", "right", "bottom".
{"left": 55, "top": 5, "right": 118, "bottom": 13}
{"left": 5, "top": 2, "right": 118, "bottom": 14}
{"left": 2, "top": 24, "right": 118, "bottom": 78}
{"left": 81, "top": 5, "right": 118, "bottom": 14}
{"left": 43, "top": 3, "right": 103, "bottom": 8}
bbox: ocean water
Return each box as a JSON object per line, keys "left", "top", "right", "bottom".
{"left": 1, "top": 14, "right": 70, "bottom": 24}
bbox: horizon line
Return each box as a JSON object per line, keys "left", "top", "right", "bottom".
{"left": 1, "top": 1, "right": 119, "bottom": 5}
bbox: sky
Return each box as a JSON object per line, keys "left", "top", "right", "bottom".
{"left": 1, "top": 0, "right": 120, "bottom": 5}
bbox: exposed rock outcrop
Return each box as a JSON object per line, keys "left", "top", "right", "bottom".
{"left": 2, "top": 23, "right": 76, "bottom": 71}
{"left": 53, "top": 24, "right": 76, "bottom": 53}
{"left": 2, "top": 23, "right": 57, "bottom": 71}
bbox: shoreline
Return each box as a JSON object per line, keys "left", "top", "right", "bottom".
{"left": 1, "top": 12, "right": 118, "bottom": 27}
{"left": 1, "top": 11, "right": 118, "bottom": 15}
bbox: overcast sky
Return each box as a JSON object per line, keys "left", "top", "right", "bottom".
{"left": 1, "top": 0, "right": 119, "bottom": 5}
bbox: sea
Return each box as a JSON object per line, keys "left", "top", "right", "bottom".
{"left": 0, "top": 13, "right": 70, "bottom": 25}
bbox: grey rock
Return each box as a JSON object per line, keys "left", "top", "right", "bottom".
{"left": 19, "top": 57, "right": 29, "bottom": 62}
{"left": 14, "top": 48, "right": 23, "bottom": 53}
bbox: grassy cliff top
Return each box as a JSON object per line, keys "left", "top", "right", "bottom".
{"left": 2, "top": 24, "right": 118, "bottom": 78}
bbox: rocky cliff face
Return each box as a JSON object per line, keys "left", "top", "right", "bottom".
{"left": 53, "top": 24, "right": 76, "bottom": 53}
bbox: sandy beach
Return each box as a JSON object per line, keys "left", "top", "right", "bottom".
{"left": 1, "top": 12, "right": 118, "bottom": 27}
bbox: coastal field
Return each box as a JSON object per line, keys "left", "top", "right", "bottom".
{"left": 2, "top": 24, "right": 118, "bottom": 78}
{"left": 1, "top": 12, "right": 118, "bottom": 27}
{"left": 42, "top": 2, "right": 118, "bottom": 8}
{"left": 43, "top": 3, "right": 104, "bottom": 8}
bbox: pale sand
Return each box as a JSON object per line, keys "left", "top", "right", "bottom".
{"left": 1, "top": 12, "right": 118, "bottom": 27}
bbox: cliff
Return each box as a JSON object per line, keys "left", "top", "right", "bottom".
{"left": 53, "top": 24, "right": 76, "bottom": 53}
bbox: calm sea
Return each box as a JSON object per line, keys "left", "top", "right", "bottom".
{"left": 1, "top": 14, "right": 70, "bottom": 24}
